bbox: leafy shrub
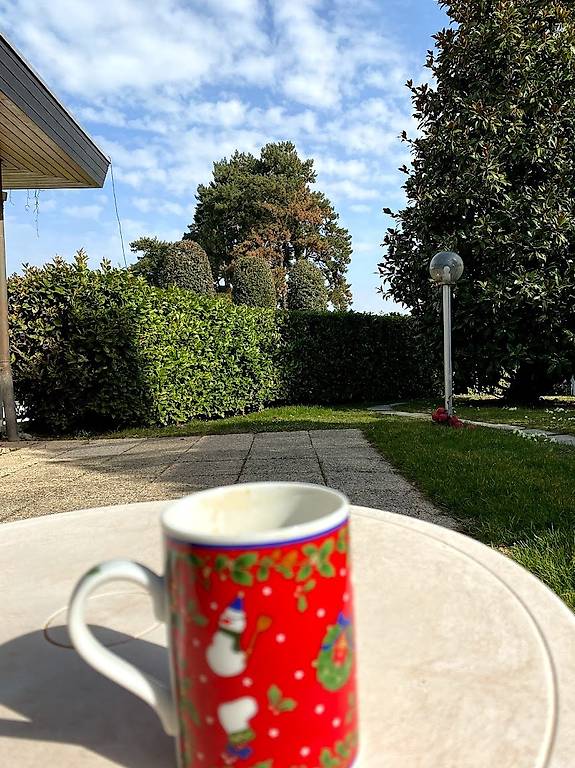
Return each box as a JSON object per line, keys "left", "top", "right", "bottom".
{"left": 280, "top": 311, "right": 436, "bottom": 403}
{"left": 8, "top": 257, "right": 435, "bottom": 433}
{"left": 287, "top": 260, "right": 328, "bottom": 311}
{"left": 130, "top": 237, "right": 214, "bottom": 295}
{"left": 129, "top": 236, "right": 170, "bottom": 284}
{"left": 157, "top": 240, "right": 214, "bottom": 294}
{"left": 232, "top": 256, "right": 276, "bottom": 307}
{"left": 8, "top": 255, "right": 280, "bottom": 432}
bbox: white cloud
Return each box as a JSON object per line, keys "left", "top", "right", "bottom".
{"left": 62, "top": 204, "right": 104, "bottom": 220}
{"left": 0, "top": 0, "right": 432, "bottom": 312}
{"left": 132, "top": 198, "right": 190, "bottom": 218}
{"left": 349, "top": 203, "right": 373, "bottom": 214}
{"left": 321, "top": 179, "right": 380, "bottom": 202}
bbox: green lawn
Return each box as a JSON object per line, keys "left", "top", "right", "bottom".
{"left": 102, "top": 405, "right": 575, "bottom": 610}
{"left": 398, "top": 395, "right": 575, "bottom": 435}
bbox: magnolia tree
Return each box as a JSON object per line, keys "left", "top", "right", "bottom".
{"left": 379, "top": 0, "right": 575, "bottom": 401}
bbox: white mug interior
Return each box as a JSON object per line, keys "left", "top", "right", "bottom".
{"left": 162, "top": 482, "right": 348, "bottom": 546}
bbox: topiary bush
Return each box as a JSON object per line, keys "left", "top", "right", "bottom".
{"left": 8, "top": 257, "right": 436, "bottom": 433}
{"left": 232, "top": 256, "right": 276, "bottom": 307}
{"left": 287, "top": 260, "right": 328, "bottom": 311}
{"left": 157, "top": 240, "right": 214, "bottom": 294}
{"left": 130, "top": 237, "right": 214, "bottom": 295}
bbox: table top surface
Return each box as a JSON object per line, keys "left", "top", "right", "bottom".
{"left": 0, "top": 501, "right": 573, "bottom": 768}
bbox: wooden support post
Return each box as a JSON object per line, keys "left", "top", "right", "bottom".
{"left": 0, "top": 163, "right": 19, "bottom": 441}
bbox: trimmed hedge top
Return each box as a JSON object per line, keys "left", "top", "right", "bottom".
{"left": 8, "top": 256, "right": 435, "bottom": 433}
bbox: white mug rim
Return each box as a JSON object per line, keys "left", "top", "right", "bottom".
{"left": 162, "top": 481, "right": 349, "bottom": 547}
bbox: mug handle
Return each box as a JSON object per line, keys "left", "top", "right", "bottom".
{"left": 67, "top": 559, "right": 177, "bottom": 735}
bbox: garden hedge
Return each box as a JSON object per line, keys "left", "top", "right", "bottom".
{"left": 8, "top": 257, "right": 436, "bottom": 433}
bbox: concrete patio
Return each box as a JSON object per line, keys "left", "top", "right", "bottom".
{"left": 0, "top": 429, "right": 456, "bottom": 528}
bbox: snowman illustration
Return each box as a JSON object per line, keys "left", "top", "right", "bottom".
{"left": 206, "top": 594, "right": 271, "bottom": 677}
{"left": 218, "top": 697, "right": 258, "bottom": 764}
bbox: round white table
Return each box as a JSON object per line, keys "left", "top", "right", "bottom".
{"left": 0, "top": 502, "right": 573, "bottom": 768}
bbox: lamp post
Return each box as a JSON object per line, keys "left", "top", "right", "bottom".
{"left": 429, "top": 251, "right": 464, "bottom": 418}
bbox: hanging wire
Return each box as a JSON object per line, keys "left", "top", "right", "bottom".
{"left": 109, "top": 158, "right": 127, "bottom": 267}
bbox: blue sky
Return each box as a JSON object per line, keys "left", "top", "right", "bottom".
{"left": 0, "top": 0, "right": 448, "bottom": 312}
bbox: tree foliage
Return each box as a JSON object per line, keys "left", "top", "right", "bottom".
{"left": 130, "top": 237, "right": 214, "bottom": 295}
{"left": 232, "top": 256, "right": 277, "bottom": 308}
{"left": 287, "top": 260, "right": 329, "bottom": 311}
{"left": 186, "top": 141, "right": 352, "bottom": 309}
{"left": 379, "top": 0, "right": 575, "bottom": 400}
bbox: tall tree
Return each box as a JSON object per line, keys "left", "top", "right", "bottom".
{"left": 186, "top": 141, "right": 352, "bottom": 309}
{"left": 380, "top": 0, "right": 575, "bottom": 400}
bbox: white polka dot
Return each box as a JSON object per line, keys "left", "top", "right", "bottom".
{"left": 332, "top": 717, "right": 342, "bottom": 728}
{"left": 192, "top": 638, "right": 200, "bottom": 647}
{"left": 209, "top": 601, "right": 218, "bottom": 610}
{"left": 196, "top": 752, "right": 204, "bottom": 760}
{"left": 343, "top": 592, "right": 349, "bottom": 603}
{"left": 262, "top": 586, "right": 272, "bottom": 596}
{"left": 242, "top": 677, "right": 253, "bottom": 688}
{"left": 199, "top": 674, "right": 208, "bottom": 683}
{"left": 339, "top": 567, "right": 347, "bottom": 577}
{"left": 316, "top": 608, "right": 326, "bottom": 618}
{"left": 205, "top": 715, "right": 215, "bottom": 725}
{"left": 294, "top": 670, "right": 304, "bottom": 680}
{"left": 314, "top": 704, "right": 325, "bottom": 715}
{"left": 275, "top": 633, "right": 286, "bottom": 644}
{"left": 300, "top": 747, "right": 311, "bottom": 757}
{"left": 268, "top": 727, "right": 280, "bottom": 738}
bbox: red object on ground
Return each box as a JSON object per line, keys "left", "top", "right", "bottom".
{"left": 167, "top": 521, "right": 358, "bottom": 767}
{"left": 432, "top": 406, "right": 465, "bottom": 428}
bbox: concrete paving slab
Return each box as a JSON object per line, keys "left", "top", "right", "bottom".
{"left": 159, "top": 460, "right": 244, "bottom": 480}
{"left": 319, "top": 457, "right": 390, "bottom": 473}
{"left": 0, "top": 428, "right": 456, "bottom": 529}
{"left": 193, "top": 434, "right": 254, "bottom": 449}
{"left": 324, "top": 473, "right": 407, "bottom": 491}
{"left": 249, "top": 445, "right": 316, "bottom": 458}
{"left": 46, "top": 443, "right": 140, "bottom": 461}
{"left": 175, "top": 449, "right": 249, "bottom": 463}
{"left": 239, "top": 468, "right": 325, "bottom": 484}
{"left": 152, "top": 476, "right": 239, "bottom": 497}
{"left": 553, "top": 434, "right": 575, "bottom": 446}
{"left": 122, "top": 437, "right": 201, "bottom": 456}
{"left": 309, "top": 428, "right": 365, "bottom": 443}
{"left": 252, "top": 431, "right": 310, "bottom": 446}
{"left": 241, "top": 457, "right": 321, "bottom": 474}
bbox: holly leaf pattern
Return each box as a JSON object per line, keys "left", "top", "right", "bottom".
{"left": 235, "top": 552, "right": 257, "bottom": 568}
{"left": 297, "top": 595, "right": 308, "bottom": 612}
{"left": 320, "top": 748, "right": 340, "bottom": 768}
{"left": 231, "top": 569, "right": 253, "bottom": 586}
{"left": 278, "top": 698, "right": 297, "bottom": 712}
{"left": 268, "top": 684, "right": 298, "bottom": 714}
{"left": 268, "top": 684, "right": 282, "bottom": 707}
{"left": 320, "top": 539, "right": 334, "bottom": 557}
{"left": 319, "top": 561, "right": 335, "bottom": 578}
{"left": 337, "top": 526, "right": 348, "bottom": 553}
{"left": 296, "top": 562, "right": 312, "bottom": 581}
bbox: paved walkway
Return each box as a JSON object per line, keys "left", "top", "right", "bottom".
{"left": 0, "top": 429, "right": 456, "bottom": 529}
{"left": 370, "top": 405, "right": 575, "bottom": 446}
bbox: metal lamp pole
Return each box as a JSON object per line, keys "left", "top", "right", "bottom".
{"left": 429, "top": 252, "right": 464, "bottom": 418}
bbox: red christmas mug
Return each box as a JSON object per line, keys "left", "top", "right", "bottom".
{"left": 68, "top": 482, "right": 359, "bottom": 768}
